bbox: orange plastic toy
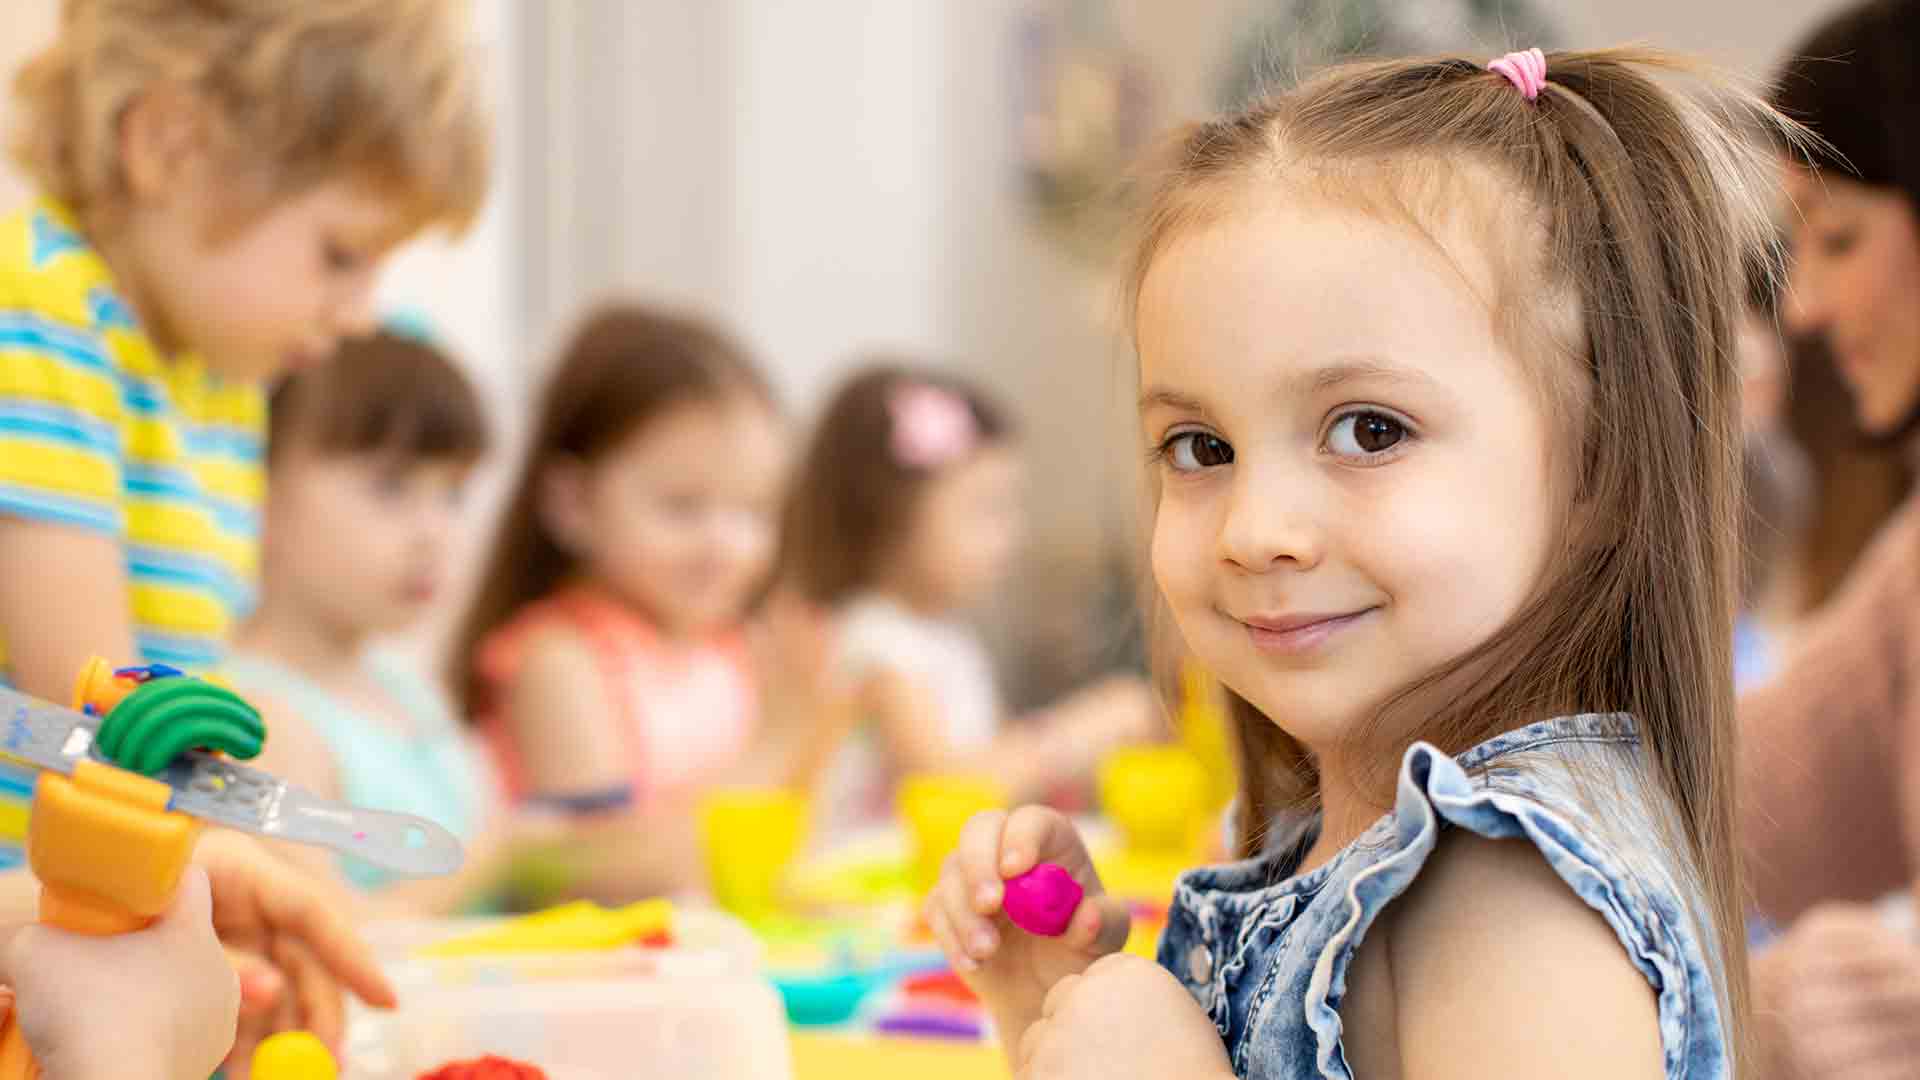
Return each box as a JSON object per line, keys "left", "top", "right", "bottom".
{"left": 0, "top": 660, "right": 459, "bottom": 1080}
{"left": 0, "top": 665, "right": 209, "bottom": 1079}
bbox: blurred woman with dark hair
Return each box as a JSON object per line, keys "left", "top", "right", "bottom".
{"left": 1743, "top": 2, "right": 1920, "bottom": 1074}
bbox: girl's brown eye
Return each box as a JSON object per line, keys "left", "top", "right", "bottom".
{"left": 1164, "top": 432, "right": 1234, "bottom": 471}
{"left": 1327, "top": 410, "right": 1408, "bottom": 458}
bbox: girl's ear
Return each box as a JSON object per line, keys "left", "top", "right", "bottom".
{"left": 119, "top": 86, "right": 213, "bottom": 204}
{"left": 537, "top": 455, "right": 593, "bottom": 559}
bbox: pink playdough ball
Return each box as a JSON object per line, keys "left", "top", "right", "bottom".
{"left": 1002, "top": 863, "right": 1084, "bottom": 937}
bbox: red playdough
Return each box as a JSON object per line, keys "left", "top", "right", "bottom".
{"left": 1002, "top": 863, "right": 1084, "bottom": 937}
{"left": 904, "top": 969, "right": 980, "bottom": 1005}
{"left": 416, "top": 1056, "right": 548, "bottom": 1080}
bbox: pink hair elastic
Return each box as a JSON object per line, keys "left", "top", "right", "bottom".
{"left": 889, "top": 383, "right": 978, "bottom": 469}
{"left": 1488, "top": 48, "right": 1547, "bottom": 101}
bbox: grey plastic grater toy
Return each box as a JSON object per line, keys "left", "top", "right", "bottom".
{"left": 0, "top": 686, "right": 463, "bottom": 877}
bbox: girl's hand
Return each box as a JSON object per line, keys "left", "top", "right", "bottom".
{"left": 1020, "top": 676, "right": 1159, "bottom": 788}
{"left": 1753, "top": 903, "right": 1920, "bottom": 1079}
{"left": 752, "top": 587, "right": 841, "bottom": 698}
{"left": 925, "top": 807, "right": 1131, "bottom": 1051}
{"left": 748, "top": 588, "right": 860, "bottom": 790}
{"left": 192, "top": 831, "right": 395, "bottom": 1071}
{"left": 1017, "top": 953, "right": 1233, "bottom": 1080}
{"left": 0, "top": 867, "right": 239, "bottom": 1080}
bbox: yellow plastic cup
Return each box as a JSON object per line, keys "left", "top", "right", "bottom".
{"left": 698, "top": 787, "right": 807, "bottom": 922}
{"left": 898, "top": 773, "right": 1008, "bottom": 895}
{"left": 251, "top": 1031, "right": 337, "bottom": 1080}
{"left": 1098, "top": 745, "right": 1209, "bottom": 856}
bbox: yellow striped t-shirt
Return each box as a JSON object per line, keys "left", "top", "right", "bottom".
{"left": 0, "top": 198, "right": 265, "bottom": 862}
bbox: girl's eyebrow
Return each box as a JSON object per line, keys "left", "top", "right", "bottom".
{"left": 1140, "top": 358, "right": 1445, "bottom": 417}
{"left": 1137, "top": 386, "right": 1209, "bottom": 415}
{"left": 1303, "top": 357, "right": 1443, "bottom": 394}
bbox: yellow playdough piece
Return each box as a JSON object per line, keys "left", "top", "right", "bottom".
{"left": 251, "top": 1031, "right": 337, "bottom": 1080}
{"left": 420, "top": 898, "right": 675, "bottom": 956}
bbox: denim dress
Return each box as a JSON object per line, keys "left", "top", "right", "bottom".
{"left": 1158, "top": 715, "right": 1727, "bottom": 1079}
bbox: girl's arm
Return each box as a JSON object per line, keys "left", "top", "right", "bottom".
{"left": 728, "top": 593, "right": 863, "bottom": 793}
{"left": 1739, "top": 500, "right": 1918, "bottom": 922}
{"left": 1012, "top": 675, "right": 1158, "bottom": 780}
{"left": 725, "top": 689, "right": 860, "bottom": 793}
{"left": 866, "top": 669, "right": 1154, "bottom": 798}
{"left": 1369, "top": 833, "right": 1664, "bottom": 1080}
{"left": 506, "top": 628, "right": 632, "bottom": 799}
{"left": 863, "top": 667, "right": 1050, "bottom": 790}
{"left": 502, "top": 629, "right": 700, "bottom": 899}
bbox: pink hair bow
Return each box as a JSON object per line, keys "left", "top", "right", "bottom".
{"left": 1488, "top": 48, "right": 1547, "bottom": 101}
{"left": 889, "top": 384, "right": 978, "bottom": 469}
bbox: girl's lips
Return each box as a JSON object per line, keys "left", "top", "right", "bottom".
{"left": 1239, "top": 609, "right": 1374, "bottom": 654}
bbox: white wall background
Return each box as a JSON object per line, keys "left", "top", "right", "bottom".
{"left": 0, "top": 0, "right": 1857, "bottom": 422}
{"left": 540, "top": 0, "right": 1856, "bottom": 557}
{"left": 0, "top": 3, "right": 58, "bottom": 209}
{"left": 0, "top": 0, "right": 1864, "bottom": 677}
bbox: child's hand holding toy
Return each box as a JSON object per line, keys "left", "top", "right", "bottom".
{"left": 1013, "top": 952, "right": 1232, "bottom": 1080}
{"left": 925, "top": 806, "right": 1133, "bottom": 1060}
{"left": 0, "top": 866, "right": 237, "bottom": 1080}
{"left": 0, "top": 664, "right": 454, "bottom": 1080}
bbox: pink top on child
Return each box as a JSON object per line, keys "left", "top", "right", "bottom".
{"left": 475, "top": 583, "right": 757, "bottom": 808}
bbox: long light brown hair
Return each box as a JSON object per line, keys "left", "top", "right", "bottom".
{"left": 1128, "top": 49, "right": 1794, "bottom": 1066}
{"left": 449, "top": 304, "right": 774, "bottom": 723}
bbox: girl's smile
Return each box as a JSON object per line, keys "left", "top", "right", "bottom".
{"left": 1139, "top": 194, "right": 1564, "bottom": 751}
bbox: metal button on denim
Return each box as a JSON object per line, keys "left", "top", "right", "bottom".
{"left": 1188, "top": 943, "right": 1214, "bottom": 984}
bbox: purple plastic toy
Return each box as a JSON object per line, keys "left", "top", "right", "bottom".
{"left": 1002, "top": 862, "right": 1084, "bottom": 937}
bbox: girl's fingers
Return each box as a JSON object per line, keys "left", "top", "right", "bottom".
{"left": 273, "top": 936, "right": 344, "bottom": 1055}
{"left": 226, "top": 947, "right": 285, "bottom": 1018}
{"left": 1000, "top": 806, "right": 1083, "bottom": 881}
{"left": 954, "top": 810, "right": 1011, "bottom": 914}
{"left": 943, "top": 861, "right": 1001, "bottom": 962}
{"left": 927, "top": 903, "right": 974, "bottom": 974}
{"left": 1064, "top": 894, "right": 1134, "bottom": 957}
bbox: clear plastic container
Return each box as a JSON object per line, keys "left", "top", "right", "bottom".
{"left": 343, "top": 976, "right": 791, "bottom": 1080}
{"left": 344, "top": 910, "right": 791, "bottom": 1080}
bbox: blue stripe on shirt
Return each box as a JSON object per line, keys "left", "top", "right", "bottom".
{"left": 0, "top": 314, "right": 113, "bottom": 372}
{"left": 135, "top": 632, "right": 223, "bottom": 670}
{"left": 0, "top": 407, "right": 119, "bottom": 451}
{"left": 0, "top": 483, "right": 122, "bottom": 533}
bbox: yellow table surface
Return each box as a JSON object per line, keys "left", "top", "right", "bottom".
{"left": 792, "top": 1032, "right": 1008, "bottom": 1080}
